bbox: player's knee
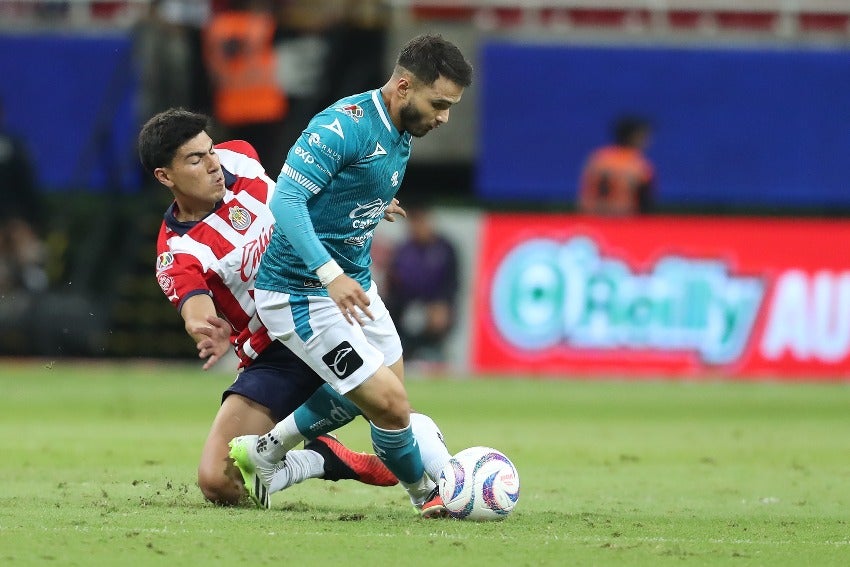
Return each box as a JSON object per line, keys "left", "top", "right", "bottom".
{"left": 368, "top": 382, "right": 411, "bottom": 429}
{"left": 197, "top": 464, "right": 240, "bottom": 506}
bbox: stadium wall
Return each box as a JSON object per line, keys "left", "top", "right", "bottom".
{"left": 0, "top": 34, "right": 140, "bottom": 192}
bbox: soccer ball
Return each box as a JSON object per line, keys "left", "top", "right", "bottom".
{"left": 438, "top": 446, "right": 520, "bottom": 521}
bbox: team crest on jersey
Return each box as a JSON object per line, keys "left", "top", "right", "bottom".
{"left": 337, "top": 104, "right": 363, "bottom": 122}
{"left": 158, "top": 273, "right": 174, "bottom": 294}
{"left": 228, "top": 206, "right": 252, "bottom": 231}
{"left": 156, "top": 251, "right": 174, "bottom": 272}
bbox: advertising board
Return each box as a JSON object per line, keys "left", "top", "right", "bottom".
{"left": 471, "top": 215, "right": 850, "bottom": 379}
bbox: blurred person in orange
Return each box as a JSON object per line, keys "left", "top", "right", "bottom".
{"left": 577, "top": 115, "right": 655, "bottom": 216}
{"left": 203, "top": 0, "right": 287, "bottom": 169}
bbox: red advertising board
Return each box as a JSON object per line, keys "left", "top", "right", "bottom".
{"left": 471, "top": 215, "right": 850, "bottom": 379}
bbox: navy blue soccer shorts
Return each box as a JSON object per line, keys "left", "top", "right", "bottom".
{"left": 222, "top": 340, "right": 326, "bottom": 422}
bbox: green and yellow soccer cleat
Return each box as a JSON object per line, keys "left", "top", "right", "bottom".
{"left": 228, "top": 435, "right": 271, "bottom": 509}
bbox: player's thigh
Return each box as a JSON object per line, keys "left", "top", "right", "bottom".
{"left": 361, "top": 282, "right": 404, "bottom": 375}
{"left": 256, "top": 289, "right": 386, "bottom": 395}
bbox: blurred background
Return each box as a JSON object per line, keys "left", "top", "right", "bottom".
{"left": 0, "top": 0, "right": 848, "bottom": 379}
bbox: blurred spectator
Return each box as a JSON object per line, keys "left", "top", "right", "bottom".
{"left": 269, "top": 0, "right": 388, "bottom": 170}
{"left": 267, "top": 0, "right": 341, "bottom": 172}
{"left": 577, "top": 115, "right": 655, "bottom": 215}
{"left": 385, "top": 205, "right": 459, "bottom": 367}
{"left": 320, "top": 0, "right": 389, "bottom": 110}
{"left": 133, "top": 0, "right": 196, "bottom": 121}
{"left": 0, "top": 99, "right": 47, "bottom": 294}
{"left": 204, "top": 0, "right": 287, "bottom": 169}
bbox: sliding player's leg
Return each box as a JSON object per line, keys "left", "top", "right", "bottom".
{"left": 240, "top": 289, "right": 430, "bottom": 508}
{"left": 216, "top": 342, "right": 394, "bottom": 507}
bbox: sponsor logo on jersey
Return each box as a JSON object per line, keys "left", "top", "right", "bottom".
{"left": 366, "top": 142, "right": 386, "bottom": 158}
{"left": 391, "top": 171, "right": 399, "bottom": 187}
{"left": 294, "top": 145, "right": 315, "bottom": 164}
{"left": 156, "top": 251, "right": 174, "bottom": 272}
{"left": 228, "top": 206, "right": 252, "bottom": 231}
{"left": 239, "top": 226, "right": 272, "bottom": 282}
{"left": 321, "top": 341, "right": 363, "bottom": 378}
{"left": 349, "top": 198, "right": 390, "bottom": 230}
{"left": 307, "top": 133, "right": 342, "bottom": 162}
{"left": 344, "top": 231, "right": 374, "bottom": 247}
{"left": 336, "top": 104, "right": 363, "bottom": 122}
{"left": 320, "top": 118, "right": 345, "bottom": 139}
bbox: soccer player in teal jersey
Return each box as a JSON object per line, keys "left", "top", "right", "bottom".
{"left": 229, "top": 34, "right": 473, "bottom": 517}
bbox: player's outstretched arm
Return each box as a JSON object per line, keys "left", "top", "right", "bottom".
{"left": 181, "top": 294, "right": 231, "bottom": 369}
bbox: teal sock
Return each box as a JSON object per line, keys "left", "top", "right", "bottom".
{"left": 294, "top": 384, "right": 361, "bottom": 439}
{"left": 370, "top": 422, "right": 425, "bottom": 484}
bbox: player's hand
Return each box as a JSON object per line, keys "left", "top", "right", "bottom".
{"left": 194, "top": 315, "right": 232, "bottom": 370}
{"left": 383, "top": 198, "right": 407, "bottom": 222}
{"left": 326, "top": 274, "right": 373, "bottom": 326}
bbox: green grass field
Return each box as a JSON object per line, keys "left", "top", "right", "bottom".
{"left": 1, "top": 361, "right": 849, "bottom": 566}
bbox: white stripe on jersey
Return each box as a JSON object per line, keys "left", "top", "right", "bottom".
{"left": 372, "top": 90, "right": 392, "bottom": 132}
{"left": 227, "top": 183, "right": 266, "bottom": 214}
{"left": 206, "top": 199, "right": 245, "bottom": 242}
{"left": 242, "top": 339, "right": 258, "bottom": 360}
{"left": 168, "top": 233, "right": 218, "bottom": 273}
{"left": 282, "top": 163, "right": 322, "bottom": 194}
{"left": 217, "top": 147, "right": 276, "bottom": 189}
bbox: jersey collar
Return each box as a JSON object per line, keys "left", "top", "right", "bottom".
{"left": 371, "top": 89, "right": 405, "bottom": 140}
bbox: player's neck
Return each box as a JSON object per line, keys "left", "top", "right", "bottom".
{"left": 379, "top": 83, "right": 404, "bottom": 133}
{"left": 172, "top": 198, "right": 216, "bottom": 223}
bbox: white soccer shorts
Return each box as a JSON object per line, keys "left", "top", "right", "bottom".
{"left": 254, "top": 281, "right": 403, "bottom": 395}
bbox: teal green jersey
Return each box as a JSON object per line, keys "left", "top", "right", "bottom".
{"left": 256, "top": 89, "right": 412, "bottom": 295}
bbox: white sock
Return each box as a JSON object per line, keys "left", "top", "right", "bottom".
{"left": 268, "top": 449, "right": 325, "bottom": 494}
{"left": 410, "top": 412, "right": 452, "bottom": 483}
{"left": 257, "top": 415, "right": 305, "bottom": 463}
{"left": 400, "top": 472, "right": 437, "bottom": 508}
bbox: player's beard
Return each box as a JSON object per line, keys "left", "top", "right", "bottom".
{"left": 399, "top": 102, "right": 431, "bottom": 137}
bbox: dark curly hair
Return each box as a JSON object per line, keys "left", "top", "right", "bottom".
{"left": 396, "top": 34, "right": 473, "bottom": 88}
{"left": 138, "top": 108, "right": 209, "bottom": 174}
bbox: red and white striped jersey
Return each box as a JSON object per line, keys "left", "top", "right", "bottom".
{"left": 155, "top": 140, "right": 276, "bottom": 367}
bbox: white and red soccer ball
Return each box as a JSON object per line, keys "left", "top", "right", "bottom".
{"left": 438, "top": 446, "right": 520, "bottom": 521}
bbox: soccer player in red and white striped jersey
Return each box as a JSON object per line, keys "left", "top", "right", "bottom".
{"left": 139, "top": 109, "right": 398, "bottom": 507}
{"left": 154, "top": 137, "right": 275, "bottom": 369}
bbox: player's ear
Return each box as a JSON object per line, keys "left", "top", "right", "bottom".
{"left": 153, "top": 167, "right": 174, "bottom": 188}
{"left": 397, "top": 75, "right": 412, "bottom": 99}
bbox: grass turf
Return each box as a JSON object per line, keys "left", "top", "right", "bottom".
{"left": 1, "top": 360, "right": 849, "bottom": 566}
